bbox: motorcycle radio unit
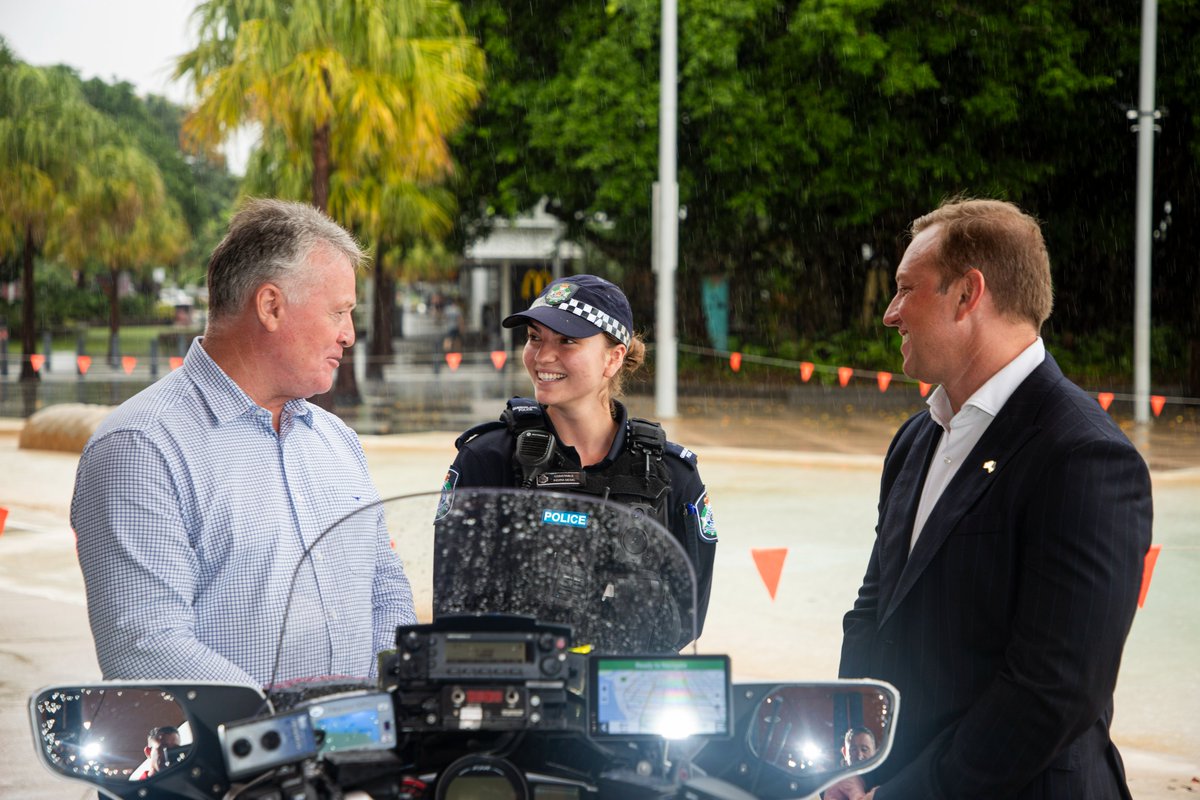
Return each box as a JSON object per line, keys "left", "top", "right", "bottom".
{"left": 381, "top": 614, "right": 582, "bottom": 734}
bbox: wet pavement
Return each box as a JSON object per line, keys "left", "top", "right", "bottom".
{"left": 1, "top": 402, "right": 1197, "bottom": 798}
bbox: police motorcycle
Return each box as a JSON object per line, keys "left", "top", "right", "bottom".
{"left": 30, "top": 489, "right": 897, "bottom": 800}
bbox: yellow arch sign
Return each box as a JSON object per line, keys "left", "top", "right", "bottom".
{"left": 520, "top": 267, "right": 553, "bottom": 303}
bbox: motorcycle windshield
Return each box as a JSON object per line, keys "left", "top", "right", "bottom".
{"left": 360, "top": 489, "right": 698, "bottom": 654}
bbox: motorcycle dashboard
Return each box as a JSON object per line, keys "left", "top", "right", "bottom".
{"left": 587, "top": 654, "right": 732, "bottom": 740}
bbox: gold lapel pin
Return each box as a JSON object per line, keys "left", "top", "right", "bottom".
{"left": 982, "top": 460, "right": 997, "bottom": 473}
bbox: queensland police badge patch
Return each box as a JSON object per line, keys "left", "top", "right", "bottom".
{"left": 543, "top": 282, "right": 576, "bottom": 306}
{"left": 696, "top": 491, "right": 718, "bottom": 542}
{"left": 436, "top": 467, "right": 459, "bottom": 520}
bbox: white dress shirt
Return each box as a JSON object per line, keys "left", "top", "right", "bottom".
{"left": 72, "top": 338, "right": 416, "bottom": 686}
{"left": 910, "top": 338, "right": 1046, "bottom": 551}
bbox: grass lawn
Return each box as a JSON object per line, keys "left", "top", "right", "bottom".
{"left": 49, "top": 325, "right": 198, "bottom": 356}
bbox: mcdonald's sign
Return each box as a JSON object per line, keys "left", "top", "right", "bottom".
{"left": 516, "top": 266, "right": 553, "bottom": 305}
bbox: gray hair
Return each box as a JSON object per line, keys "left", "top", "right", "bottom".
{"left": 206, "top": 198, "right": 367, "bottom": 320}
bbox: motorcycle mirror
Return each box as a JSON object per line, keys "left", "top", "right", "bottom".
{"left": 690, "top": 679, "right": 899, "bottom": 799}
{"left": 30, "top": 682, "right": 266, "bottom": 799}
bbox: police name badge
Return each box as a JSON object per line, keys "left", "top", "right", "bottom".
{"left": 536, "top": 471, "right": 585, "bottom": 488}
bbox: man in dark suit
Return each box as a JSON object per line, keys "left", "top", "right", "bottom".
{"left": 839, "top": 198, "right": 1152, "bottom": 799}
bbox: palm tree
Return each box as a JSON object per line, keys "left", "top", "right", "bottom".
{"left": 177, "top": 0, "right": 483, "bottom": 213}
{"left": 335, "top": 167, "right": 457, "bottom": 379}
{"left": 54, "top": 144, "right": 188, "bottom": 362}
{"left": 0, "top": 61, "right": 107, "bottom": 383}
{"left": 177, "top": 0, "right": 484, "bottom": 406}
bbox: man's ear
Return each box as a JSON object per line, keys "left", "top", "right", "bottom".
{"left": 955, "top": 269, "right": 986, "bottom": 320}
{"left": 255, "top": 283, "right": 286, "bottom": 332}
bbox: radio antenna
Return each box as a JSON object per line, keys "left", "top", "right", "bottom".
{"left": 259, "top": 498, "right": 392, "bottom": 714}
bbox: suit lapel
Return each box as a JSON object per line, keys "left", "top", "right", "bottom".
{"left": 879, "top": 357, "right": 1060, "bottom": 627}
{"left": 875, "top": 416, "right": 941, "bottom": 618}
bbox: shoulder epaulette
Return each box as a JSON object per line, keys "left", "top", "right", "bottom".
{"left": 665, "top": 441, "right": 699, "bottom": 469}
{"left": 627, "top": 417, "right": 666, "bottom": 457}
{"left": 457, "top": 397, "right": 546, "bottom": 450}
{"left": 502, "top": 397, "right": 545, "bottom": 433}
{"left": 455, "top": 420, "right": 507, "bottom": 450}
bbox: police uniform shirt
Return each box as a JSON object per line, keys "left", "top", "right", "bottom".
{"left": 444, "top": 400, "right": 717, "bottom": 636}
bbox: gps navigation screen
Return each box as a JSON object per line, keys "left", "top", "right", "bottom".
{"left": 590, "top": 656, "right": 731, "bottom": 739}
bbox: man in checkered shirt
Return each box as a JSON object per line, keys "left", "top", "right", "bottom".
{"left": 71, "top": 199, "right": 416, "bottom": 687}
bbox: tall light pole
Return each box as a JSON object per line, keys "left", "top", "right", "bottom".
{"left": 655, "top": 0, "right": 679, "bottom": 419}
{"left": 1131, "top": 0, "right": 1159, "bottom": 425}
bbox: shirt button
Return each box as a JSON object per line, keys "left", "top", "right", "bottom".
{"left": 943, "top": 456, "right": 953, "bottom": 464}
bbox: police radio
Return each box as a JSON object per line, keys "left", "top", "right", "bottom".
{"left": 514, "top": 430, "right": 556, "bottom": 488}
{"left": 381, "top": 614, "right": 582, "bottom": 733}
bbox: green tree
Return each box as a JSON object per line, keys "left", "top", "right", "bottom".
{"left": 54, "top": 143, "right": 188, "bottom": 360}
{"left": 453, "top": 0, "right": 1199, "bottom": 375}
{"left": 0, "top": 57, "right": 107, "bottom": 381}
{"left": 80, "top": 78, "right": 239, "bottom": 283}
{"left": 177, "top": 0, "right": 485, "bottom": 403}
{"left": 2, "top": 47, "right": 197, "bottom": 384}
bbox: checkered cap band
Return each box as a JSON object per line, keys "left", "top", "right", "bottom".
{"left": 561, "top": 297, "right": 631, "bottom": 346}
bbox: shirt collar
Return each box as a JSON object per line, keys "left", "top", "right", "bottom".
{"left": 927, "top": 338, "right": 1045, "bottom": 429}
{"left": 542, "top": 400, "right": 628, "bottom": 468}
{"left": 604, "top": 401, "right": 630, "bottom": 464}
{"left": 185, "top": 337, "right": 314, "bottom": 429}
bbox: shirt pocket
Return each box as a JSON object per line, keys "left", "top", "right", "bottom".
{"left": 310, "top": 480, "right": 378, "bottom": 575}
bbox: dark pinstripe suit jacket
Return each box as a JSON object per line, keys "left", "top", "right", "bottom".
{"left": 839, "top": 354, "right": 1152, "bottom": 799}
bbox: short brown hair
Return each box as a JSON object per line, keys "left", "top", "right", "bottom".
{"left": 912, "top": 198, "right": 1053, "bottom": 330}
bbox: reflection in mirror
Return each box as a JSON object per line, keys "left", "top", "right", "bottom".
{"left": 747, "top": 683, "right": 895, "bottom": 779}
{"left": 33, "top": 687, "right": 192, "bottom": 782}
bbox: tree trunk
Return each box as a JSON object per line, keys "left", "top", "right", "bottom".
{"left": 312, "top": 66, "right": 333, "bottom": 213}
{"left": 19, "top": 224, "right": 38, "bottom": 383}
{"left": 1190, "top": 338, "right": 1200, "bottom": 398}
{"left": 107, "top": 266, "right": 122, "bottom": 363}
{"left": 307, "top": 107, "right": 360, "bottom": 409}
{"left": 367, "top": 247, "right": 396, "bottom": 381}
{"left": 312, "top": 120, "right": 331, "bottom": 214}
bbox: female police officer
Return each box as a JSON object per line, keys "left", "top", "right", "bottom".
{"left": 440, "top": 274, "right": 716, "bottom": 643}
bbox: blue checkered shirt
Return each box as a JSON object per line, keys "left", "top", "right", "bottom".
{"left": 71, "top": 338, "right": 416, "bottom": 687}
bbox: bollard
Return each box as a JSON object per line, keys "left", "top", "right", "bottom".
{"left": 42, "top": 330, "right": 52, "bottom": 373}
{"left": 150, "top": 338, "right": 159, "bottom": 379}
